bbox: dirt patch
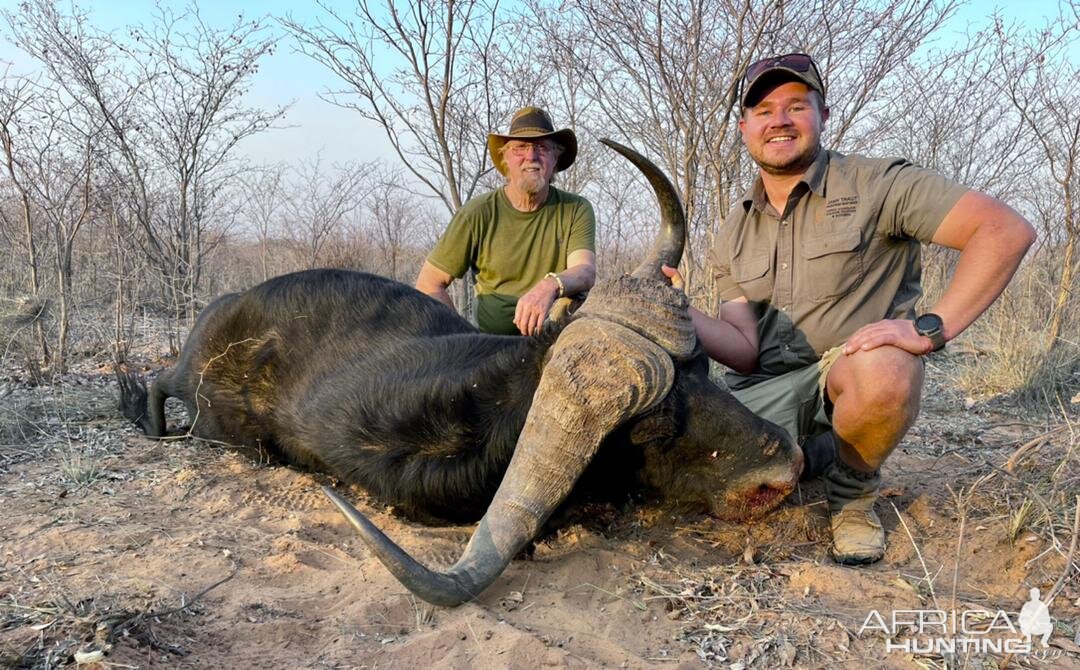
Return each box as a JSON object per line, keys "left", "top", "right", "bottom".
{"left": 1, "top": 360, "right": 1078, "bottom": 668}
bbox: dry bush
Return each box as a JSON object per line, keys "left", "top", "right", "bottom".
{"left": 0, "top": 297, "right": 51, "bottom": 383}
{"left": 923, "top": 254, "right": 1080, "bottom": 407}
{"left": 954, "top": 276, "right": 1079, "bottom": 406}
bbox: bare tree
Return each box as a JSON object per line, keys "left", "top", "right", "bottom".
{"left": 0, "top": 76, "right": 113, "bottom": 375}
{"left": 6, "top": 0, "right": 286, "bottom": 339}
{"left": 106, "top": 189, "right": 141, "bottom": 364}
{"left": 365, "top": 167, "right": 430, "bottom": 282}
{"left": 280, "top": 156, "right": 371, "bottom": 269}
{"left": 0, "top": 73, "right": 49, "bottom": 368}
{"left": 528, "top": 0, "right": 959, "bottom": 308}
{"left": 873, "top": 30, "right": 1034, "bottom": 299}
{"left": 19, "top": 89, "right": 100, "bottom": 373}
{"left": 798, "top": 0, "right": 961, "bottom": 153}
{"left": 240, "top": 164, "right": 288, "bottom": 282}
{"left": 587, "top": 173, "right": 654, "bottom": 278}
{"left": 282, "top": 0, "right": 510, "bottom": 215}
{"left": 991, "top": 10, "right": 1080, "bottom": 350}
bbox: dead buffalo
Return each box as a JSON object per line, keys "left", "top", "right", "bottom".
{"left": 118, "top": 139, "right": 803, "bottom": 607}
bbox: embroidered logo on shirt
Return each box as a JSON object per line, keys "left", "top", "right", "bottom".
{"left": 825, "top": 196, "right": 858, "bottom": 219}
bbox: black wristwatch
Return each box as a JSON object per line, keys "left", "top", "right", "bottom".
{"left": 914, "top": 313, "right": 946, "bottom": 353}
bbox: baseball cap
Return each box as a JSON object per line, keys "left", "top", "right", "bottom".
{"left": 740, "top": 53, "right": 825, "bottom": 108}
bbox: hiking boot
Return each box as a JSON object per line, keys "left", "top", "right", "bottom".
{"left": 799, "top": 430, "right": 837, "bottom": 481}
{"left": 824, "top": 459, "right": 885, "bottom": 565}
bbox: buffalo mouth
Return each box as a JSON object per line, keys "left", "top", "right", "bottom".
{"left": 708, "top": 449, "right": 803, "bottom": 521}
{"left": 709, "top": 480, "right": 795, "bottom": 521}
{"left": 741, "top": 480, "right": 792, "bottom": 514}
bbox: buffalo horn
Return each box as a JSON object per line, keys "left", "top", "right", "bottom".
{"left": 599, "top": 138, "right": 686, "bottom": 281}
{"left": 325, "top": 319, "right": 674, "bottom": 606}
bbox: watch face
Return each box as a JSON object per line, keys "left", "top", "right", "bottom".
{"left": 916, "top": 313, "right": 943, "bottom": 333}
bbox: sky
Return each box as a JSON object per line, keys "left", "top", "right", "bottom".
{"left": 0, "top": 0, "right": 393, "bottom": 167}
{"left": 0, "top": 0, "right": 1071, "bottom": 170}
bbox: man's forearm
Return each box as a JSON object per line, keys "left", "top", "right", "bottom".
{"left": 427, "top": 286, "right": 456, "bottom": 310}
{"left": 930, "top": 215, "right": 1035, "bottom": 342}
{"left": 553, "top": 262, "right": 595, "bottom": 296}
{"left": 689, "top": 305, "right": 758, "bottom": 374}
{"left": 415, "top": 261, "right": 458, "bottom": 311}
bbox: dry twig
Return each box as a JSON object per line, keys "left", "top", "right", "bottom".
{"left": 891, "top": 502, "right": 939, "bottom": 608}
{"left": 1047, "top": 494, "right": 1080, "bottom": 605}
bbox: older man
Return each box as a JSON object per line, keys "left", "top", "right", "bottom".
{"left": 416, "top": 107, "right": 596, "bottom": 335}
{"left": 666, "top": 53, "right": 1034, "bottom": 564}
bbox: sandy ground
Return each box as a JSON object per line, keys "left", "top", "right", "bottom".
{"left": 1, "top": 353, "right": 1078, "bottom": 669}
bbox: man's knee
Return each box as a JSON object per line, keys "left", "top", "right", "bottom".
{"left": 828, "top": 345, "right": 924, "bottom": 412}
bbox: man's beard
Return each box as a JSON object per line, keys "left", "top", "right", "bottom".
{"left": 756, "top": 142, "right": 821, "bottom": 176}
{"left": 516, "top": 171, "right": 548, "bottom": 195}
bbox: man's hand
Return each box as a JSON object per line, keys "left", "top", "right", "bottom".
{"left": 842, "top": 319, "right": 933, "bottom": 356}
{"left": 661, "top": 264, "right": 685, "bottom": 290}
{"left": 514, "top": 277, "right": 560, "bottom": 336}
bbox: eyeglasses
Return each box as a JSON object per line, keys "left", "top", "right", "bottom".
{"left": 506, "top": 141, "right": 555, "bottom": 157}
{"left": 744, "top": 52, "right": 819, "bottom": 85}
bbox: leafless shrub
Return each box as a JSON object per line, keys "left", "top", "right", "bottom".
{"left": 934, "top": 259, "right": 1080, "bottom": 405}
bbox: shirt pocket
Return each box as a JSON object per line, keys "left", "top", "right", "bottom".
{"left": 732, "top": 253, "right": 773, "bottom": 303}
{"left": 800, "top": 228, "right": 863, "bottom": 302}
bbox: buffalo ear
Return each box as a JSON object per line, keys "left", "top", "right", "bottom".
{"left": 628, "top": 413, "right": 678, "bottom": 445}
{"left": 628, "top": 390, "right": 685, "bottom": 447}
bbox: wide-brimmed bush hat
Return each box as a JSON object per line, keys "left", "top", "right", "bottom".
{"left": 487, "top": 106, "right": 578, "bottom": 175}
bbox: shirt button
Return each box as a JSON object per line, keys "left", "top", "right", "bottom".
{"left": 784, "top": 344, "right": 792, "bottom": 350}
{"left": 781, "top": 262, "right": 789, "bottom": 270}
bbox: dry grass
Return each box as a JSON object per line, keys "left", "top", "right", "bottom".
{"left": 927, "top": 263, "right": 1080, "bottom": 407}
{"left": 59, "top": 449, "right": 103, "bottom": 487}
{"left": 990, "top": 411, "right": 1079, "bottom": 552}
{"left": 629, "top": 405, "right": 1080, "bottom": 668}
{"left": 0, "top": 571, "right": 235, "bottom": 669}
{"left": 0, "top": 378, "right": 118, "bottom": 471}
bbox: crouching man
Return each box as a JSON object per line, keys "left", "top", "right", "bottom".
{"left": 666, "top": 53, "right": 1034, "bottom": 564}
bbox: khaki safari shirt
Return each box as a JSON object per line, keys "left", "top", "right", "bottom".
{"left": 427, "top": 186, "right": 595, "bottom": 335}
{"left": 715, "top": 149, "right": 967, "bottom": 389}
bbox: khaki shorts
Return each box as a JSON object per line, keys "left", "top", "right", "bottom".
{"left": 730, "top": 346, "right": 843, "bottom": 445}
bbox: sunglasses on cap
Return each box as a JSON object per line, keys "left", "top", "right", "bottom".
{"left": 740, "top": 52, "right": 825, "bottom": 106}
{"left": 744, "top": 53, "right": 818, "bottom": 83}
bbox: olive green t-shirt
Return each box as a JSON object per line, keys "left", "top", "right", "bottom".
{"left": 713, "top": 150, "right": 968, "bottom": 389}
{"left": 427, "top": 186, "right": 596, "bottom": 334}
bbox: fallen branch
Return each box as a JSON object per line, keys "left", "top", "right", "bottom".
{"left": 1005, "top": 425, "right": 1069, "bottom": 473}
{"left": 110, "top": 566, "right": 238, "bottom": 637}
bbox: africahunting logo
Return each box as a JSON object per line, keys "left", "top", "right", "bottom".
{"left": 858, "top": 587, "right": 1055, "bottom": 655}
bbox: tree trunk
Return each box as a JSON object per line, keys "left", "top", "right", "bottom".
{"left": 55, "top": 282, "right": 69, "bottom": 374}
{"left": 111, "top": 204, "right": 129, "bottom": 364}
{"left": 1046, "top": 232, "right": 1075, "bottom": 350}
{"left": 20, "top": 194, "right": 50, "bottom": 369}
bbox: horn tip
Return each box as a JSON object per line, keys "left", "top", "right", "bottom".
{"left": 599, "top": 137, "right": 624, "bottom": 151}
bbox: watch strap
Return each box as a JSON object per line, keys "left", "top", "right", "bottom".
{"left": 915, "top": 314, "right": 946, "bottom": 353}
